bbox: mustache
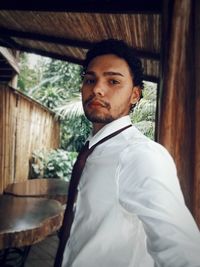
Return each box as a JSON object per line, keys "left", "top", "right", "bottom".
{"left": 84, "top": 96, "right": 111, "bottom": 109}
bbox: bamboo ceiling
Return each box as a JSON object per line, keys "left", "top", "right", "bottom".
{"left": 0, "top": 1, "right": 162, "bottom": 83}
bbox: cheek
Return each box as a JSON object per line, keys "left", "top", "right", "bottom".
{"left": 109, "top": 88, "right": 130, "bottom": 102}
{"left": 81, "top": 88, "right": 90, "bottom": 100}
{"left": 110, "top": 92, "right": 133, "bottom": 111}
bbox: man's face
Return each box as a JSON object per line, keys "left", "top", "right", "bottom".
{"left": 81, "top": 54, "right": 140, "bottom": 127}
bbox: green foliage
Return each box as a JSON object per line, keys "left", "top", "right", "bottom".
{"left": 61, "top": 114, "right": 92, "bottom": 152}
{"left": 131, "top": 81, "right": 157, "bottom": 140}
{"left": 17, "top": 53, "right": 83, "bottom": 110}
{"left": 54, "top": 98, "right": 92, "bottom": 152}
{"left": 133, "top": 121, "right": 155, "bottom": 139}
{"left": 42, "top": 59, "right": 83, "bottom": 96}
{"left": 18, "top": 53, "right": 42, "bottom": 93}
{"left": 31, "top": 149, "right": 77, "bottom": 181}
{"left": 132, "top": 99, "right": 156, "bottom": 122}
{"left": 33, "top": 86, "right": 67, "bottom": 109}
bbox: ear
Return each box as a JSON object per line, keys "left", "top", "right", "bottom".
{"left": 130, "top": 86, "right": 141, "bottom": 105}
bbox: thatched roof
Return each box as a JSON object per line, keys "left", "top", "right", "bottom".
{"left": 0, "top": 0, "right": 161, "bottom": 83}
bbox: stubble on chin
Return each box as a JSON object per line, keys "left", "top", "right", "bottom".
{"left": 84, "top": 108, "right": 114, "bottom": 124}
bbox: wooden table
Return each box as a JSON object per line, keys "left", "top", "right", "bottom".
{"left": 0, "top": 195, "right": 63, "bottom": 250}
{"left": 0, "top": 195, "right": 64, "bottom": 266}
{"left": 4, "top": 178, "right": 69, "bottom": 205}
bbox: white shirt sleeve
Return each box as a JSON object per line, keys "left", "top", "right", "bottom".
{"left": 118, "top": 142, "right": 200, "bottom": 267}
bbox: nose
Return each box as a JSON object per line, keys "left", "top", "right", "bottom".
{"left": 92, "top": 80, "right": 105, "bottom": 96}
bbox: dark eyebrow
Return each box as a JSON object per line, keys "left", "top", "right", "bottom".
{"left": 104, "top": 71, "right": 124, "bottom": 77}
{"left": 84, "top": 71, "right": 124, "bottom": 77}
{"left": 84, "top": 71, "right": 95, "bottom": 76}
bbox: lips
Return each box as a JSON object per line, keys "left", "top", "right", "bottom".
{"left": 88, "top": 100, "right": 105, "bottom": 107}
{"left": 84, "top": 97, "right": 111, "bottom": 110}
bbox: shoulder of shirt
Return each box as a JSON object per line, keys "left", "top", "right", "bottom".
{"left": 86, "top": 116, "right": 175, "bottom": 167}
{"left": 118, "top": 126, "right": 179, "bottom": 193}
{"left": 120, "top": 126, "right": 176, "bottom": 168}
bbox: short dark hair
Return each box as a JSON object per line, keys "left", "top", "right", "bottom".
{"left": 83, "top": 38, "right": 144, "bottom": 90}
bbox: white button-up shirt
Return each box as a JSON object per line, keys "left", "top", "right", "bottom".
{"left": 62, "top": 116, "right": 200, "bottom": 267}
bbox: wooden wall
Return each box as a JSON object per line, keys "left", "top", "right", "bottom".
{"left": 158, "top": 0, "right": 200, "bottom": 225}
{"left": 0, "top": 85, "right": 60, "bottom": 193}
{"left": 193, "top": 0, "right": 200, "bottom": 225}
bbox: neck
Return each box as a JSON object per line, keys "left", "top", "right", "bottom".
{"left": 92, "top": 122, "right": 106, "bottom": 135}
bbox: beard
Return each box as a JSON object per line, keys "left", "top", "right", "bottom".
{"left": 83, "top": 96, "right": 114, "bottom": 123}
{"left": 84, "top": 109, "right": 115, "bottom": 123}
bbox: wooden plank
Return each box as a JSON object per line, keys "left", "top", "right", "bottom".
{"left": 0, "top": 46, "right": 19, "bottom": 73}
{"left": 0, "top": 86, "right": 5, "bottom": 193}
{"left": 157, "top": 0, "right": 195, "bottom": 211}
{"left": 4, "top": 84, "right": 9, "bottom": 187}
{"left": 10, "top": 89, "right": 16, "bottom": 183}
{"left": 0, "top": 86, "right": 60, "bottom": 190}
{"left": 0, "top": 27, "right": 160, "bottom": 60}
{"left": 193, "top": 0, "right": 200, "bottom": 226}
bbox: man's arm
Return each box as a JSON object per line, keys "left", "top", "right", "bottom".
{"left": 118, "top": 142, "right": 200, "bottom": 267}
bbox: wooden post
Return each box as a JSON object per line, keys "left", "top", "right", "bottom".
{"left": 157, "top": 0, "right": 195, "bottom": 213}
{"left": 193, "top": 0, "right": 200, "bottom": 226}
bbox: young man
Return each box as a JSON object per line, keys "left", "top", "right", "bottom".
{"left": 61, "top": 39, "right": 200, "bottom": 266}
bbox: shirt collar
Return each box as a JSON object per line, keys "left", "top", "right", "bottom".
{"left": 87, "top": 115, "right": 132, "bottom": 148}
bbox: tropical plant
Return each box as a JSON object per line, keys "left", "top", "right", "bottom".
{"left": 31, "top": 149, "right": 77, "bottom": 181}
{"left": 32, "top": 86, "right": 67, "bottom": 109}
{"left": 60, "top": 114, "right": 92, "bottom": 152}
{"left": 17, "top": 53, "right": 83, "bottom": 109}
{"left": 40, "top": 58, "right": 83, "bottom": 98}
{"left": 131, "top": 81, "right": 157, "bottom": 139}
{"left": 18, "top": 53, "right": 42, "bottom": 93}
{"left": 53, "top": 97, "right": 91, "bottom": 151}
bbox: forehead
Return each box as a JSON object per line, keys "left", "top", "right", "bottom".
{"left": 86, "top": 54, "right": 132, "bottom": 77}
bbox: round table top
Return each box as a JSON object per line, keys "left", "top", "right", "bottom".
{"left": 4, "top": 178, "right": 69, "bottom": 205}
{"left": 0, "top": 195, "right": 64, "bottom": 249}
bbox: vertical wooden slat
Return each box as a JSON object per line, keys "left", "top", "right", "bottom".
{"left": 4, "top": 86, "right": 8, "bottom": 188}
{"left": 0, "top": 86, "right": 60, "bottom": 192}
{"left": 193, "top": 0, "right": 200, "bottom": 225}
{"left": 10, "top": 90, "right": 17, "bottom": 183}
{"left": 157, "top": 0, "right": 195, "bottom": 211}
{"left": 3, "top": 86, "right": 7, "bottom": 191}
{"left": 0, "top": 86, "right": 5, "bottom": 193}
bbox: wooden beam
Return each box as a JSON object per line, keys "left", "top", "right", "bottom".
{"left": 193, "top": 0, "right": 200, "bottom": 227}
{"left": 0, "top": 27, "right": 93, "bottom": 49}
{"left": 157, "top": 0, "right": 195, "bottom": 213}
{"left": 0, "top": 28, "right": 160, "bottom": 61}
{"left": 0, "top": 39, "right": 84, "bottom": 65}
{"left": 0, "top": 46, "right": 19, "bottom": 73}
{"left": 0, "top": 0, "right": 162, "bottom": 14}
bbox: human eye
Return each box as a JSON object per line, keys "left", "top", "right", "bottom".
{"left": 109, "top": 79, "right": 120, "bottom": 85}
{"left": 83, "top": 77, "right": 95, "bottom": 85}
